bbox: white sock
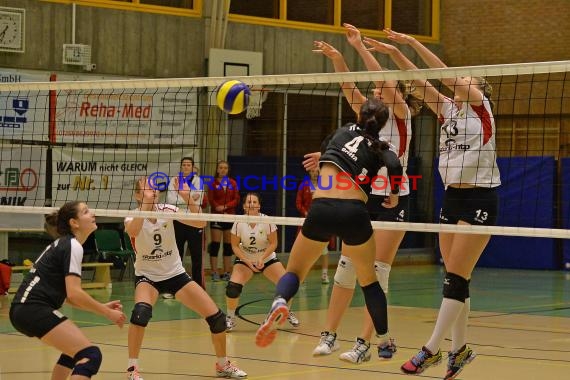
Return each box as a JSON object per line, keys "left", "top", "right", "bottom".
{"left": 425, "top": 298, "right": 464, "bottom": 354}
{"left": 217, "top": 357, "right": 228, "bottom": 366}
{"left": 128, "top": 358, "right": 139, "bottom": 369}
{"left": 451, "top": 298, "right": 470, "bottom": 352}
{"left": 227, "top": 309, "right": 235, "bottom": 318}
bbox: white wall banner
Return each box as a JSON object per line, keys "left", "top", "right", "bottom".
{"left": 52, "top": 147, "right": 198, "bottom": 210}
{"left": 0, "top": 145, "right": 47, "bottom": 230}
{"left": 0, "top": 70, "right": 51, "bottom": 142}
{"left": 54, "top": 88, "right": 199, "bottom": 145}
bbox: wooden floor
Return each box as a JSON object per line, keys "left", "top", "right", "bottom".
{"left": 1, "top": 265, "right": 569, "bottom": 379}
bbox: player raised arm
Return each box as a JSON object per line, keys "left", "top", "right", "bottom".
{"left": 363, "top": 36, "right": 446, "bottom": 116}
{"left": 344, "top": 23, "right": 408, "bottom": 120}
{"left": 313, "top": 40, "right": 367, "bottom": 113}
{"left": 383, "top": 29, "right": 483, "bottom": 106}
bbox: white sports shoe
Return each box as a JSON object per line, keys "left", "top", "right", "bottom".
{"left": 287, "top": 312, "right": 300, "bottom": 327}
{"left": 126, "top": 366, "right": 144, "bottom": 380}
{"left": 339, "top": 337, "right": 371, "bottom": 364}
{"left": 313, "top": 331, "right": 340, "bottom": 356}
{"left": 216, "top": 360, "right": 247, "bottom": 378}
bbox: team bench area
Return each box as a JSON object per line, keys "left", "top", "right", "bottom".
{"left": 8, "top": 262, "right": 113, "bottom": 293}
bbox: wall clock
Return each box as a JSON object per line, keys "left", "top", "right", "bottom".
{"left": 0, "top": 7, "right": 25, "bottom": 53}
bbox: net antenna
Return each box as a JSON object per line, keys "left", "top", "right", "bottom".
{"left": 246, "top": 86, "right": 268, "bottom": 119}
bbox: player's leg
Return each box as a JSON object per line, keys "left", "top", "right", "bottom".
{"left": 225, "top": 262, "right": 252, "bottom": 331}
{"left": 313, "top": 255, "right": 356, "bottom": 356}
{"left": 221, "top": 228, "right": 234, "bottom": 280}
{"left": 255, "top": 233, "right": 327, "bottom": 347}
{"left": 264, "top": 260, "right": 300, "bottom": 328}
{"left": 187, "top": 226, "right": 205, "bottom": 288}
{"left": 175, "top": 277, "right": 247, "bottom": 378}
{"left": 127, "top": 280, "right": 158, "bottom": 379}
{"left": 209, "top": 225, "right": 222, "bottom": 281}
{"left": 41, "top": 320, "right": 101, "bottom": 380}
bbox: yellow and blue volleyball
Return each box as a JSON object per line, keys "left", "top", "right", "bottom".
{"left": 216, "top": 80, "right": 251, "bottom": 114}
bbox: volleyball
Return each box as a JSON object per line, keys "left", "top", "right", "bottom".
{"left": 216, "top": 80, "right": 251, "bottom": 114}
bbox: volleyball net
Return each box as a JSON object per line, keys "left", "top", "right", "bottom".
{"left": 1, "top": 61, "right": 570, "bottom": 248}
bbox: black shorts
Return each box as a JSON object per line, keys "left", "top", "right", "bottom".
{"left": 367, "top": 194, "right": 410, "bottom": 222}
{"left": 440, "top": 187, "right": 498, "bottom": 226}
{"left": 211, "top": 221, "right": 233, "bottom": 231}
{"left": 135, "top": 272, "right": 192, "bottom": 295}
{"left": 234, "top": 257, "right": 280, "bottom": 272}
{"left": 302, "top": 198, "right": 373, "bottom": 246}
{"left": 9, "top": 303, "right": 68, "bottom": 338}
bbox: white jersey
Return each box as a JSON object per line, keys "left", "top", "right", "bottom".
{"left": 438, "top": 97, "right": 501, "bottom": 188}
{"left": 231, "top": 214, "right": 277, "bottom": 263}
{"left": 166, "top": 173, "right": 205, "bottom": 210}
{"left": 125, "top": 203, "right": 185, "bottom": 282}
{"left": 371, "top": 107, "right": 412, "bottom": 196}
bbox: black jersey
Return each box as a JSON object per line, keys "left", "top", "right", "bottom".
{"left": 320, "top": 124, "right": 403, "bottom": 195}
{"left": 12, "top": 235, "right": 83, "bottom": 309}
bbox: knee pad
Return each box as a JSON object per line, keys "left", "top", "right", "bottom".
{"left": 72, "top": 346, "right": 102, "bottom": 378}
{"left": 442, "top": 272, "right": 468, "bottom": 303}
{"left": 206, "top": 309, "right": 226, "bottom": 334}
{"left": 56, "top": 353, "right": 75, "bottom": 369}
{"left": 223, "top": 243, "right": 233, "bottom": 257}
{"left": 225, "top": 281, "right": 243, "bottom": 299}
{"left": 333, "top": 255, "right": 357, "bottom": 289}
{"left": 130, "top": 302, "right": 153, "bottom": 327}
{"left": 374, "top": 261, "right": 391, "bottom": 293}
{"left": 208, "top": 242, "right": 220, "bottom": 257}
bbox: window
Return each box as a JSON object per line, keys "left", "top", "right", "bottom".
{"left": 43, "top": 0, "right": 201, "bottom": 17}
{"left": 341, "top": 0, "right": 385, "bottom": 31}
{"left": 287, "top": 0, "right": 334, "bottom": 25}
{"left": 391, "top": 0, "right": 432, "bottom": 35}
{"left": 140, "top": 0, "right": 194, "bottom": 9}
{"left": 229, "top": 0, "right": 438, "bottom": 40}
{"left": 230, "top": 0, "right": 279, "bottom": 19}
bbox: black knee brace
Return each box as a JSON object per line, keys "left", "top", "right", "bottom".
{"left": 223, "top": 243, "right": 233, "bottom": 257}
{"left": 226, "top": 281, "right": 243, "bottom": 298}
{"left": 208, "top": 242, "right": 221, "bottom": 257}
{"left": 130, "top": 302, "right": 153, "bottom": 327}
{"left": 442, "top": 272, "right": 469, "bottom": 303}
{"left": 56, "top": 353, "right": 75, "bottom": 369}
{"left": 72, "top": 346, "right": 102, "bottom": 378}
{"left": 206, "top": 309, "right": 226, "bottom": 334}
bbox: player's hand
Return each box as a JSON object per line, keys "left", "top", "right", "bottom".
{"left": 105, "top": 300, "right": 123, "bottom": 311}
{"left": 362, "top": 37, "right": 398, "bottom": 55}
{"left": 253, "top": 258, "right": 265, "bottom": 270}
{"left": 105, "top": 306, "right": 127, "bottom": 328}
{"left": 244, "top": 259, "right": 260, "bottom": 273}
{"left": 303, "top": 152, "right": 321, "bottom": 171}
{"left": 343, "top": 23, "right": 364, "bottom": 49}
{"left": 312, "top": 41, "right": 342, "bottom": 60}
{"left": 383, "top": 28, "right": 414, "bottom": 45}
{"left": 382, "top": 193, "right": 399, "bottom": 209}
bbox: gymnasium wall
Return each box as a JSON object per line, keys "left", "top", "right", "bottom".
{"left": 1, "top": 1, "right": 569, "bottom": 78}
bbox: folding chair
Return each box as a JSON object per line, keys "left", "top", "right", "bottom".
{"left": 94, "top": 229, "right": 132, "bottom": 281}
